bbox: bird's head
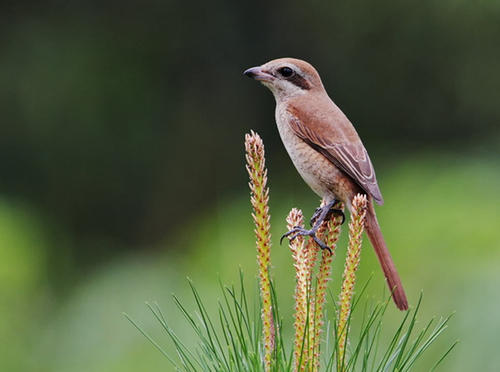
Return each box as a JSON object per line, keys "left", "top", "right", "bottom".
{"left": 244, "top": 58, "right": 324, "bottom": 101}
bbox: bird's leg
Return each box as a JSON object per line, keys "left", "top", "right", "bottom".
{"left": 309, "top": 207, "right": 323, "bottom": 226}
{"left": 281, "top": 200, "right": 337, "bottom": 253}
{"left": 310, "top": 201, "right": 345, "bottom": 226}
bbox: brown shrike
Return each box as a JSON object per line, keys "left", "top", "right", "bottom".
{"left": 244, "top": 58, "right": 408, "bottom": 310}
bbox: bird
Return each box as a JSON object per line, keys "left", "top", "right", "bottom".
{"left": 244, "top": 58, "right": 408, "bottom": 310}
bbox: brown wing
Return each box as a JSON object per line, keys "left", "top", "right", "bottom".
{"left": 287, "top": 108, "right": 384, "bottom": 205}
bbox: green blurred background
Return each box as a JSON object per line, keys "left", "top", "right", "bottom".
{"left": 1, "top": 1, "right": 499, "bottom": 371}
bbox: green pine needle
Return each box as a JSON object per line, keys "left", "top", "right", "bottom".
{"left": 126, "top": 274, "right": 455, "bottom": 371}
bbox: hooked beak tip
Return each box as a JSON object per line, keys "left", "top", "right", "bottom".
{"left": 243, "top": 66, "right": 274, "bottom": 82}
{"left": 243, "top": 67, "right": 259, "bottom": 78}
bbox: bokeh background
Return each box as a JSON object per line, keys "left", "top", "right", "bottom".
{"left": 1, "top": 1, "right": 499, "bottom": 371}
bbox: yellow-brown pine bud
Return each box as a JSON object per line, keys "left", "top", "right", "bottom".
{"left": 311, "top": 201, "right": 344, "bottom": 372}
{"left": 337, "top": 194, "right": 367, "bottom": 370}
{"left": 287, "top": 208, "right": 310, "bottom": 372}
{"left": 245, "top": 131, "right": 274, "bottom": 371}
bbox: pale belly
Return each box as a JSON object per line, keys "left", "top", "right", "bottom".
{"left": 275, "top": 107, "right": 357, "bottom": 205}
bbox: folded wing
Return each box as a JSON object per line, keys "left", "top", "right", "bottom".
{"left": 288, "top": 111, "right": 384, "bottom": 205}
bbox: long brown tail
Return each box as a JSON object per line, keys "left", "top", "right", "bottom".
{"left": 364, "top": 200, "right": 408, "bottom": 310}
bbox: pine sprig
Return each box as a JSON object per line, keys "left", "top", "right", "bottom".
{"left": 337, "top": 194, "right": 368, "bottom": 370}
{"left": 125, "top": 132, "right": 456, "bottom": 372}
{"left": 245, "top": 130, "right": 274, "bottom": 371}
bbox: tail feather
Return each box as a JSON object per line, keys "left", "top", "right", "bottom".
{"left": 364, "top": 200, "right": 408, "bottom": 310}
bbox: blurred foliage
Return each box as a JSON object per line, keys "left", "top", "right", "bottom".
{"left": 0, "top": 1, "right": 499, "bottom": 371}
{"left": 1, "top": 0, "right": 499, "bottom": 255}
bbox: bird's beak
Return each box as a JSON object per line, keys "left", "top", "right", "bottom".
{"left": 243, "top": 66, "right": 274, "bottom": 82}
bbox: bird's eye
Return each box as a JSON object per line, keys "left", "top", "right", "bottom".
{"left": 278, "top": 66, "right": 294, "bottom": 78}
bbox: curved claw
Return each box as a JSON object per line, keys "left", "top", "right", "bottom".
{"left": 288, "top": 231, "right": 305, "bottom": 242}
{"left": 280, "top": 226, "right": 332, "bottom": 254}
{"left": 330, "top": 208, "right": 346, "bottom": 225}
{"left": 312, "top": 235, "right": 332, "bottom": 254}
{"left": 280, "top": 226, "right": 304, "bottom": 245}
{"left": 279, "top": 233, "right": 287, "bottom": 245}
{"left": 280, "top": 226, "right": 309, "bottom": 245}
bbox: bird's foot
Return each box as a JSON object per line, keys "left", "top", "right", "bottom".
{"left": 280, "top": 226, "right": 332, "bottom": 254}
{"left": 310, "top": 207, "right": 345, "bottom": 226}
